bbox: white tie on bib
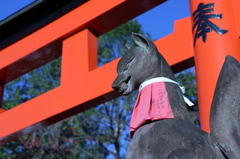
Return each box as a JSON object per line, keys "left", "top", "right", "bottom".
{"left": 139, "top": 77, "right": 194, "bottom": 106}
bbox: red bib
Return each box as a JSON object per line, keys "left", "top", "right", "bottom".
{"left": 130, "top": 82, "right": 174, "bottom": 137}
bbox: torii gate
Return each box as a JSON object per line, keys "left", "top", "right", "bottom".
{"left": 0, "top": 0, "right": 240, "bottom": 145}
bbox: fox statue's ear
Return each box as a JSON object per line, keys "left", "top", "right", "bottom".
{"left": 132, "top": 33, "right": 155, "bottom": 52}
{"left": 125, "top": 43, "right": 132, "bottom": 50}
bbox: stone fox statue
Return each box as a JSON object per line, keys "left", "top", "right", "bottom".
{"left": 112, "top": 33, "right": 240, "bottom": 159}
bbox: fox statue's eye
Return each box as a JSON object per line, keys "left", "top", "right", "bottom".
{"left": 124, "top": 59, "right": 134, "bottom": 71}
{"left": 124, "top": 63, "right": 131, "bottom": 71}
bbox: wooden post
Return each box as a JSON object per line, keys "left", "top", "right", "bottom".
{"left": 189, "top": 0, "right": 240, "bottom": 132}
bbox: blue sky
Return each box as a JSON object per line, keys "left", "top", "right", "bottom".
{"left": 0, "top": 0, "right": 190, "bottom": 40}
{"left": 0, "top": 0, "right": 35, "bottom": 20}
{"left": 135, "top": 0, "right": 190, "bottom": 40}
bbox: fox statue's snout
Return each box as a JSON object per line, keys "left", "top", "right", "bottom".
{"left": 112, "top": 73, "right": 132, "bottom": 95}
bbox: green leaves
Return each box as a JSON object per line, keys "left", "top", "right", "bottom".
{"left": 176, "top": 67, "right": 197, "bottom": 104}
{"left": 0, "top": 19, "right": 199, "bottom": 158}
{"left": 0, "top": 20, "right": 144, "bottom": 159}
{"left": 2, "top": 57, "right": 61, "bottom": 110}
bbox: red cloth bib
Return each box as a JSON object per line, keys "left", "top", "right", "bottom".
{"left": 130, "top": 82, "right": 174, "bottom": 137}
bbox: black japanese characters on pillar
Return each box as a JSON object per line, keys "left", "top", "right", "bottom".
{"left": 192, "top": 3, "right": 228, "bottom": 46}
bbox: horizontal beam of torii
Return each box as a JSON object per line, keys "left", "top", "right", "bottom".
{"left": 0, "top": 0, "right": 240, "bottom": 145}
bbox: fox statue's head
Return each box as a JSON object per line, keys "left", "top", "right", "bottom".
{"left": 112, "top": 33, "right": 175, "bottom": 95}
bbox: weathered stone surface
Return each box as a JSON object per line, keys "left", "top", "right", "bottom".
{"left": 112, "top": 33, "right": 239, "bottom": 158}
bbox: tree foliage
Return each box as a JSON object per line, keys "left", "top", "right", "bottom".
{"left": 3, "top": 58, "right": 61, "bottom": 110}
{"left": 0, "top": 19, "right": 198, "bottom": 159}
{"left": 0, "top": 20, "right": 149, "bottom": 159}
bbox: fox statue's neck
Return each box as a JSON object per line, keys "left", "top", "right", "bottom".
{"left": 144, "top": 53, "right": 176, "bottom": 81}
{"left": 158, "top": 53, "right": 176, "bottom": 80}
{"left": 150, "top": 53, "right": 190, "bottom": 121}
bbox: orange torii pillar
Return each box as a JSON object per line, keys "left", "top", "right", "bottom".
{"left": 189, "top": 0, "right": 240, "bottom": 132}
